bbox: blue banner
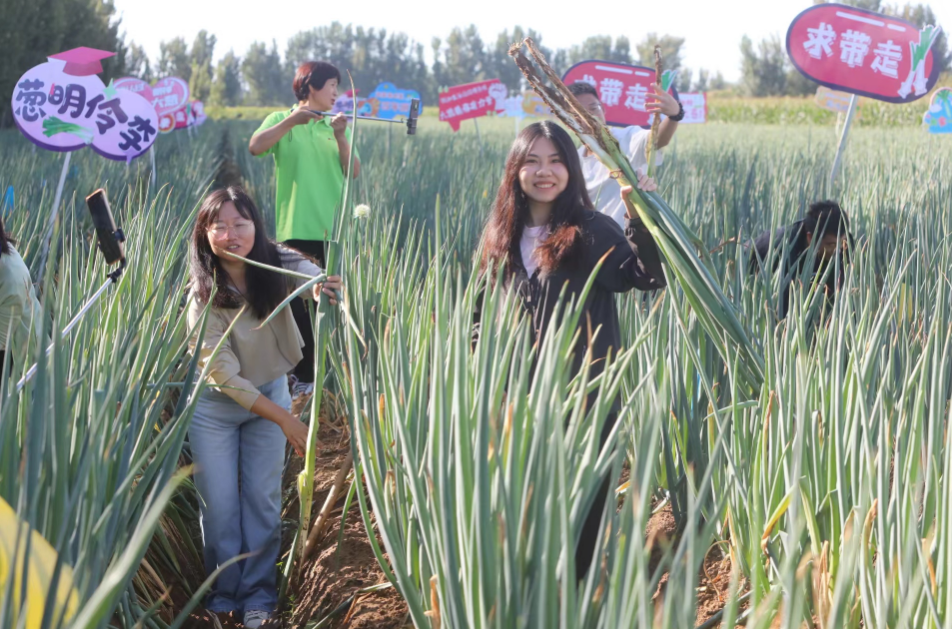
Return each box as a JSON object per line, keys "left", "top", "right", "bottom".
{"left": 367, "top": 82, "right": 422, "bottom": 120}
{"left": 924, "top": 88, "right": 951, "bottom": 134}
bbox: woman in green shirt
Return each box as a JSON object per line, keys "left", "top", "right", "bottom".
{"left": 249, "top": 60, "right": 360, "bottom": 402}
{"left": 0, "top": 216, "right": 43, "bottom": 386}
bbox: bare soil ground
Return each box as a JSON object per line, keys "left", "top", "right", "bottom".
{"left": 645, "top": 504, "right": 745, "bottom": 627}
{"left": 282, "top": 411, "right": 408, "bottom": 628}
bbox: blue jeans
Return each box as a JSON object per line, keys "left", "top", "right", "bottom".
{"left": 188, "top": 375, "right": 290, "bottom": 614}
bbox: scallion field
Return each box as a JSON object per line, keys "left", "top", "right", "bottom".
{"left": 2, "top": 110, "right": 951, "bottom": 628}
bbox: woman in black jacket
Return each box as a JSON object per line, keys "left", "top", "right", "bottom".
{"left": 479, "top": 121, "right": 666, "bottom": 578}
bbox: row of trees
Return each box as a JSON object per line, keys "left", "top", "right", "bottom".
{"left": 1, "top": 0, "right": 948, "bottom": 123}
{"left": 0, "top": 0, "right": 126, "bottom": 125}
{"left": 112, "top": 0, "right": 952, "bottom": 108}
{"left": 129, "top": 26, "right": 728, "bottom": 108}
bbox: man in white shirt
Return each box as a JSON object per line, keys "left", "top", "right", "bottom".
{"left": 569, "top": 81, "right": 683, "bottom": 227}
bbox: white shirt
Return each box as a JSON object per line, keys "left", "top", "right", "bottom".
{"left": 520, "top": 225, "right": 548, "bottom": 277}
{"left": 579, "top": 126, "right": 663, "bottom": 228}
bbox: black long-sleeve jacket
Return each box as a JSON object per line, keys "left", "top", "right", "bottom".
{"left": 486, "top": 210, "right": 666, "bottom": 380}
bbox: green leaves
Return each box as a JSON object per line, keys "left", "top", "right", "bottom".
{"left": 42, "top": 118, "right": 95, "bottom": 144}
{"left": 0, "top": 123, "right": 222, "bottom": 628}
{"left": 4, "top": 89, "right": 952, "bottom": 629}
{"left": 330, "top": 191, "right": 721, "bottom": 627}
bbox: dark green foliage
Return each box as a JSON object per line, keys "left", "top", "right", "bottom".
{"left": 0, "top": 0, "right": 125, "bottom": 126}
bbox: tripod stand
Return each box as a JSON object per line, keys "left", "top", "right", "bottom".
{"left": 15, "top": 188, "right": 126, "bottom": 392}
{"left": 15, "top": 261, "right": 126, "bottom": 393}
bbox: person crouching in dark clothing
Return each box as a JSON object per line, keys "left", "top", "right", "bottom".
{"left": 749, "top": 200, "right": 852, "bottom": 320}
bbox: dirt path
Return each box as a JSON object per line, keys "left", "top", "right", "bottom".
{"left": 645, "top": 504, "right": 742, "bottom": 627}
{"left": 281, "top": 404, "right": 408, "bottom": 628}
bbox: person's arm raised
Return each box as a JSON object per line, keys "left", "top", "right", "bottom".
{"left": 646, "top": 83, "right": 681, "bottom": 149}
{"left": 248, "top": 107, "right": 321, "bottom": 156}
{"left": 330, "top": 114, "right": 361, "bottom": 178}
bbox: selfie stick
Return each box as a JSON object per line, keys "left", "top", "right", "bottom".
{"left": 309, "top": 98, "right": 420, "bottom": 135}
{"left": 16, "top": 189, "right": 126, "bottom": 392}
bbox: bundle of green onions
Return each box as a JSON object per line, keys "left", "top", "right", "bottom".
{"left": 509, "top": 39, "right": 765, "bottom": 389}
{"left": 898, "top": 24, "right": 941, "bottom": 98}
{"left": 42, "top": 117, "right": 94, "bottom": 143}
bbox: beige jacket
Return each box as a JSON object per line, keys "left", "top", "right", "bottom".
{"left": 187, "top": 248, "right": 322, "bottom": 409}
{"left": 0, "top": 245, "right": 43, "bottom": 352}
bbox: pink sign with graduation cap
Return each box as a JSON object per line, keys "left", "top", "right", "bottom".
{"left": 11, "top": 47, "right": 159, "bottom": 161}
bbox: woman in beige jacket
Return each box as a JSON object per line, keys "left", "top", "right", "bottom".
{"left": 0, "top": 217, "right": 42, "bottom": 386}
{"left": 186, "top": 186, "right": 340, "bottom": 628}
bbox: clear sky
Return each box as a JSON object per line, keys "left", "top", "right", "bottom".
{"left": 112, "top": 0, "right": 950, "bottom": 83}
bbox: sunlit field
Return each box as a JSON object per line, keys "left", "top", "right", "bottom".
{"left": 2, "top": 111, "right": 951, "bottom": 627}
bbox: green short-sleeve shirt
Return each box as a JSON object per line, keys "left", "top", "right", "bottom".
{"left": 255, "top": 110, "right": 357, "bottom": 242}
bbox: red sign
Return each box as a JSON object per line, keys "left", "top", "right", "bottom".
{"left": 787, "top": 4, "right": 940, "bottom": 103}
{"left": 438, "top": 79, "right": 507, "bottom": 131}
{"left": 562, "top": 61, "right": 676, "bottom": 128}
{"left": 114, "top": 77, "right": 154, "bottom": 104}
{"left": 174, "top": 105, "right": 191, "bottom": 129}
{"left": 150, "top": 77, "right": 190, "bottom": 116}
{"left": 158, "top": 114, "right": 175, "bottom": 134}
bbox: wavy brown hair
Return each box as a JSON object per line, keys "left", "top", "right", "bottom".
{"left": 480, "top": 121, "right": 592, "bottom": 276}
{"left": 189, "top": 187, "right": 290, "bottom": 320}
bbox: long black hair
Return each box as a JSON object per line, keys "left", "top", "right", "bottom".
{"left": 481, "top": 121, "right": 592, "bottom": 275}
{"left": 0, "top": 216, "right": 11, "bottom": 257}
{"left": 189, "top": 186, "right": 291, "bottom": 320}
